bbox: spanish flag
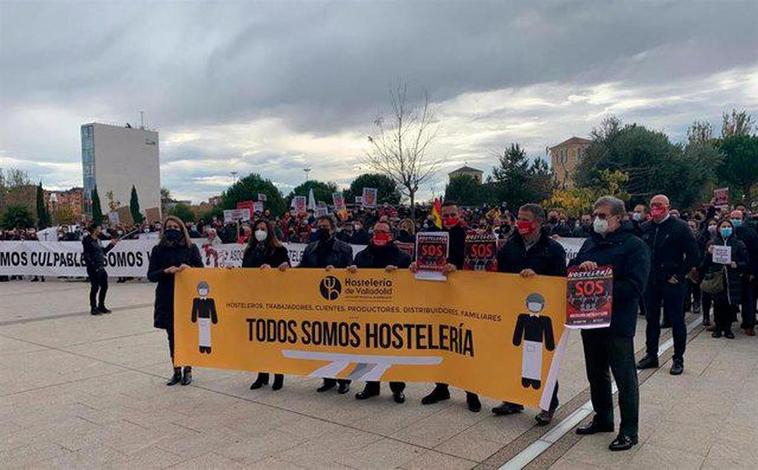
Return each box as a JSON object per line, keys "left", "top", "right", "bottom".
{"left": 431, "top": 198, "right": 443, "bottom": 228}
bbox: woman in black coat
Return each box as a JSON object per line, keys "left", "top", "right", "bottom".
{"left": 147, "top": 216, "right": 203, "bottom": 386}
{"left": 700, "top": 219, "right": 750, "bottom": 339}
{"left": 243, "top": 219, "right": 291, "bottom": 391}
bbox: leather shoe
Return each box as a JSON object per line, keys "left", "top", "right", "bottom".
{"left": 393, "top": 392, "right": 405, "bottom": 404}
{"left": 609, "top": 434, "right": 638, "bottom": 451}
{"left": 669, "top": 361, "right": 684, "bottom": 375}
{"left": 337, "top": 382, "right": 350, "bottom": 394}
{"left": 535, "top": 409, "right": 555, "bottom": 426}
{"left": 90, "top": 308, "right": 102, "bottom": 316}
{"left": 576, "top": 421, "right": 614, "bottom": 435}
{"left": 166, "top": 368, "right": 182, "bottom": 386}
{"left": 97, "top": 306, "right": 112, "bottom": 314}
{"left": 421, "top": 389, "right": 450, "bottom": 405}
{"left": 724, "top": 330, "right": 735, "bottom": 339}
{"left": 467, "top": 394, "right": 481, "bottom": 413}
{"left": 745, "top": 328, "right": 756, "bottom": 337}
{"left": 636, "top": 355, "right": 659, "bottom": 370}
{"left": 355, "top": 389, "right": 380, "bottom": 400}
{"left": 492, "top": 402, "right": 524, "bottom": 416}
{"left": 272, "top": 374, "right": 283, "bottom": 390}
{"left": 317, "top": 382, "right": 335, "bottom": 393}
{"left": 181, "top": 367, "right": 192, "bottom": 386}
{"left": 712, "top": 330, "right": 722, "bottom": 338}
{"left": 250, "top": 379, "right": 267, "bottom": 390}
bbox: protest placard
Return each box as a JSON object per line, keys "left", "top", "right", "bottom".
{"left": 362, "top": 188, "right": 377, "bottom": 208}
{"left": 463, "top": 233, "right": 498, "bottom": 272}
{"left": 566, "top": 266, "right": 613, "bottom": 329}
{"left": 712, "top": 245, "right": 732, "bottom": 265}
{"left": 415, "top": 232, "right": 449, "bottom": 281}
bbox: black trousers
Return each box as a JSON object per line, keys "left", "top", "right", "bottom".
{"left": 362, "top": 381, "right": 405, "bottom": 394}
{"left": 87, "top": 268, "right": 108, "bottom": 309}
{"left": 581, "top": 329, "right": 639, "bottom": 437}
{"left": 322, "top": 378, "right": 350, "bottom": 388}
{"left": 714, "top": 297, "right": 737, "bottom": 332}
{"left": 433, "top": 383, "right": 478, "bottom": 400}
{"left": 740, "top": 277, "right": 756, "bottom": 329}
{"left": 645, "top": 279, "right": 687, "bottom": 362}
{"left": 702, "top": 292, "right": 713, "bottom": 322}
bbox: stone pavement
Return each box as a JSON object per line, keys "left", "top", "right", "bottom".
{"left": 1, "top": 280, "right": 756, "bottom": 469}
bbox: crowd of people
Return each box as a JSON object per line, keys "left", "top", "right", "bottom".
{"left": 2, "top": 194, "right": 757, "bottom": 453}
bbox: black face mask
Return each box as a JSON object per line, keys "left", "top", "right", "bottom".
{"left": 317, "top": 228, "right": 331, "bottom": 242}
{"left": 164, "top": 229, "right": 183, "bottom": 242}
{"left": 549, "top": 217, "right": 558, "bottom": 224}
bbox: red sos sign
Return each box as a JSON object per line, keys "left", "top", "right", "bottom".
{"left": 420, "top": 244, "right": 445, "bottom": 257}
{"left": 468, "top": 243, "right": 494, "bottom": 258}
{"left": 573, "top": 279, "right": 607, "bottom": 296}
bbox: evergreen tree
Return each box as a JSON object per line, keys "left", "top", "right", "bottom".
{"left": 35, "top": 182, "right": 51, "bottom": 228}
{"left": 129, "top": 185, "right": 144, "bottom": 223}
{"left": 91, "top": 186, "right": 104, "bottom": 225}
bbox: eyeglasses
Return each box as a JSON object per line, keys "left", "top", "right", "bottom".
{"left": 592, "top": 213, "right": 611, "bottom": 220}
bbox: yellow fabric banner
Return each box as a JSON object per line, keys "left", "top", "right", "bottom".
{"left": 174, "top": 268, "right": 568, "bottom": 408}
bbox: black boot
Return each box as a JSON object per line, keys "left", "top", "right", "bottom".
{"left": 272, "top": 374, "right": 284, "bottom": 391}
{"left": 91, "top": 306, "right": 102, "bottom": 316}
{"left": 167, "top": 368, "right": 182, "bottom": 386}
{"left": 181, "top": 367, "right": 192, "bottom": 385}
{"left": 98, "top": 305, "right": 112, "bottom": 314}
{"left": 421, "top": 384, "right": 450, "bottom": 405}
{"left": 250, "top": 373, "right": 269, "bottom": 390}
{"left": 466, "top": 392, "right": 481, "bottom": 412}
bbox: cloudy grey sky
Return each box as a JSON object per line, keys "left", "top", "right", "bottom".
{"left": 2, "top": 0, "right": 757, "bottom": 202}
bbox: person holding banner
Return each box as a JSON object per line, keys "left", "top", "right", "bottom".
{"left": 243, "top": 219, "right": 291, "bottom": 391}
{"left": 299, "top": 215, "right": 354, "bottom": 394}
{"left": 569, "top": 196, "right": 650, "bottom": 452}
{"left": 147, "top": 216, "right": 204, "bottom": 386}
{"left": 348, "top": 221, "right": 412, "bottom": 403}
{"left": 82, "top": 222, "right": 118, "bottom": 315}
{"left": 730, "top": 209, "right": 758, "bottom": 336}
{"left": 415, "top": 201, "right": 482, "bottom": 413}
{"left": 699, "top": 219, "right": 750, "bottom": 339}
{"left": 491, "top": 203, "right": 566, "bottom": 425}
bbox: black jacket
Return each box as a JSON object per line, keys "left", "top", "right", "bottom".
{"left": 354, "top": 243, "right": 412, "bottom": 269}
{"left": 735, "top": 225, "right": 758, "bottom": 275}
{"left": 640, "top": 216, "right": 700, "bottom": 282}
{"left": 497, "top": 230, "right": 567, "bottom": 277}
{"left": 700, "top": 235, "right": 750, "bottom": 306}
{"left": 350, "top": 230, "right": 371, "bottom": 245}
{"left": 242, "top": 243, "right": 290, "bottom": 268}
{"left": 569, "top": 222, "right": 651, "bottom": 337}
{"left": 147, "top": 243, "right": 203, "bottom": 329}
{"left": 447, "top": 224, "right": 467, "bottom": 269}
{"left": 299, "top": 237, "right": 354, "bottom": 268}
{"left": 82, "top": 235, "right": 114, "bottom": 271}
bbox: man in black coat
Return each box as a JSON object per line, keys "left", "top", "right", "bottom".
{"left": 570, "top": 196, "right": 650, "bottom": 452}
{"left": 492, "top": 203, "right": 567, "bottom": 425}
{"left": 731, "top": 209, "right": 758, "bottom": 336}
{"left": 414, "top": 201, "right": 481, "bottom": 412}
{"left": 82, "top": 223, "right": 117, "bottom": 315}
{"left": 299, "top": 215, "right": 354, "bottom": 394}
{"left": 349, "top": 221, "right": 412, "bottom": 403}
{"left": 637, "top": 194, "right": 700, "bottom": 375}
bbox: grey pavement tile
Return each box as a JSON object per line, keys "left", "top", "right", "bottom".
{"left": 213, "top": 429, "right": 308, "bottom": 463}
{"left": 624, "top": 443, "right": 705, "bottom": 470}
{"left": 168, "top": 452, "right": 249, "bottom": 469}
{"left": 549, "top": 457, "right": 604, "bottom": 469}
{"left": 399, "top": 449, "right": 476, "bottom": 469}
{"left": 646, "top": 419, "right": 715, "bottom": 456}
{"left": 277, "top": 428, "right": 383, "bottom": 466}
{"left": 558, "top": 433, "right": 639, "bottom": 468}
{"left": 701, "top": 438, "right": 758, "bottom": 469}
{"left": 0, "top": 441, "right": 71, "bottom": 469}
{"left": 335, "top": 437, "right": 427, "bottom": 469}
{"left": 389, "top": 404, "right": 489, "bottom": 448}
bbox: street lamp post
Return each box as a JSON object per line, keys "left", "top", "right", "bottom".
{"left": 304, "top": 168, "right": 311, "bottom": 182}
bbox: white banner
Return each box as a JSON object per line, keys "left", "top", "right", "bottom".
{"left": 0, "top": 238, "right": 586, "bottom": 277}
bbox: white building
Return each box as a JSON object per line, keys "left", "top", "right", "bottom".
{"left": 81, "top": 122, "right": 161, "bottom": 218}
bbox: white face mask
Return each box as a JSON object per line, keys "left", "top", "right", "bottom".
{"left": 255, "top": 230, "right": 267, "bottom": 242}
{"left": 527, "top": 302, "right": 542, "bottom": 313}
{"left": 632, "top": 212, "right": 643, "bottom": 222}
{"left": 593, "top": 217, "right": 609, "bottom": 235}
{"left": 144, "top": 228, "right": 150, "bottom": 233}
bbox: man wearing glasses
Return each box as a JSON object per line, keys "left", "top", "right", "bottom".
{"left": 569, "top": 196, "right": 650, "bottom": 451}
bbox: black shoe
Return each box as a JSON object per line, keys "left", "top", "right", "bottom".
{"left": 712, "top": 330, "right": 722, "bottom": 338}
{"left": 250, "top": 375, "right": 268, "bottom": 390}
{"left": 609, "top": 434, "right": 638, "bottom": 451}
{"left": 272, "top": 374, "right": 283, "bottom": 391}
{"left": 97, "top": 306, "right": 112, "bottom": 314}
{"left": 492, "top": 402, "right": 524, "bottom": 416}
{"left": 669, "top": 361, "right": 684, "bottom": 376}
{"left": 181, "top": 367, "right": 192, "bottom": 385}
{"left": 90, "top": 307, "right": 102, "bottom": 316}
{"left": 166, "top": 368, "right": 182, "bottom": 386}
{"left": 317, "top": 382, "right": 336, "bottom": 393}
{"left": 355, "top": 388, "right": 380, "bottom": 400}
{"left": 636, "top": 355, "right": 659, "bottom": 370}
{"left": 337, "top": 382, "right": 350, "bottom": 394}
{"left": 576, "top": 421, "right": 614, "bottom": 435}
{"left": 421, "top": 388, "right": 450, "bottom": 405}
{"left": 702, "top": 319, "right": 712, "bottom": 327}
{"left": 724, "top": 330, "right": 735, "bottom": 339}
{"left": 660, "top": 321, "right": 672, "bottom": 328}
{"left": 467, "top": 394, "right": 481, "bottom": 413}
{"left": 535, "top": 409, "right": 555, "bottom": 426}
{"left": 393, "top": 392, "right": 405, "bottom": 404}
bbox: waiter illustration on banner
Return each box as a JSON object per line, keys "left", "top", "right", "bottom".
{"left": 512, "top": 293, "right": 555, "bottom": 389}
{"left": 191, "top": 281, "right": 218, "bottom": 353}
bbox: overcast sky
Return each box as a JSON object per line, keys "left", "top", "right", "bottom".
{"left": 1, "top": 1, "right": 757, "bottom": 203}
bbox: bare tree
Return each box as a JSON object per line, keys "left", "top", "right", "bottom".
{"left": 722, "top": 109, "right": 753, "bottom": 137}
{"left": 366, "top": 84, "right": 441, "bottom": 217}
{"left": 687, "top": 120, "right": 714, "bottom": 144}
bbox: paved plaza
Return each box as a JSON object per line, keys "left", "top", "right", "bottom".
{"left": 1, "top": 280, "right": 757, "bottom": 469}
